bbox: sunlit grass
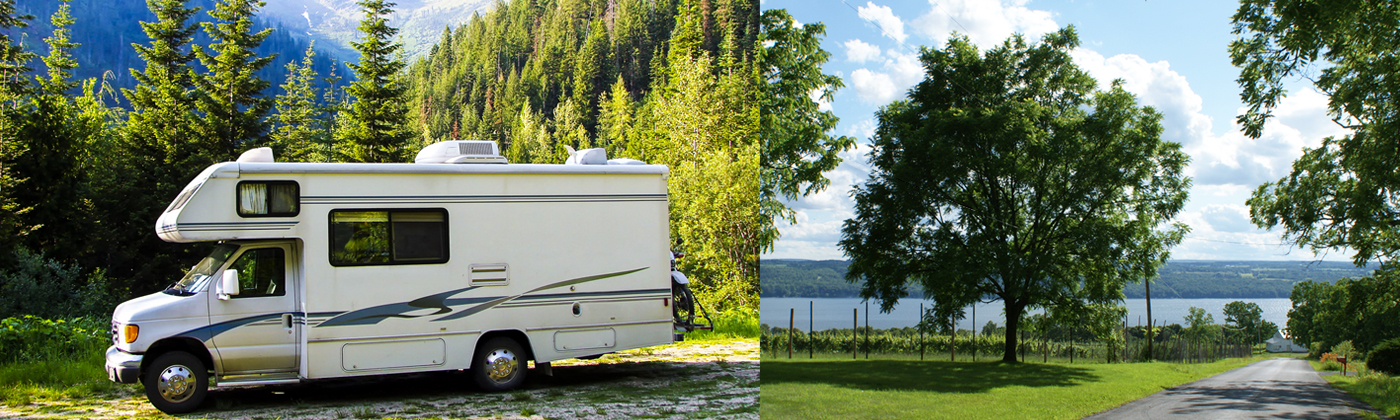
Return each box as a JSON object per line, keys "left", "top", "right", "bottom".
{"left": 0, "top": 351, "right": 127, "bottom": 408}
{"left": 760, "top": 354, "right": 1262, "bottom": 420}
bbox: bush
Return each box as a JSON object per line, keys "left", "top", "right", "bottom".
{"left": 1309, "top": 341, "right": 1326, "bottom": 359}
{"left": 0, "top": 248, "right": 119, "bottom": 320}
{"left": 1332, "top": 340, "right": 1357, "bottom": 361}
{"left": 0, "top": 316, "right": 109, "bottom": 363}
{"left": 1369, "top": 338, "right": 1400, "bottom": 376}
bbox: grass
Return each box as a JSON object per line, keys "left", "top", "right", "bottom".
{"left": 1303, "top": 359, "right": 1400, "bottom": 419}
{"left": 0, "top": 350, "right": 125, "bottom": 408}
{"left": 760, "top": 354, "right": 1263, "bottom": 419}
{"left": 685, "top": 307, "right": 759, "bottom": 341}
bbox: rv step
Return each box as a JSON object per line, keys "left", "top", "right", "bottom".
{"left": 213, "top": 377, "right": 301, "bottom": 388}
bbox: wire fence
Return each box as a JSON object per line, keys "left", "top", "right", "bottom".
{"left": 760, "top": 303, "right": 1254, "bottom": 364}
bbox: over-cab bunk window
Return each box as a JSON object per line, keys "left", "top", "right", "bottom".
{"left": 329, "top": 209, "right": 449, "bottom": 266}
{"left": 237, "top": 181, "right": 299, "bottom": 217}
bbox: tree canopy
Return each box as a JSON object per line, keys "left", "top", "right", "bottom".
{"left": 1223, "top": 300, "right": 1277, "bottom": 345}
{"left": 758, "top": 9, "right": 855, "bottom": 251}
{"left": 1234, "top": 0, "right": 1400, "bottom": 265}
{"left": 839, "top": 27, "right": 1191, "bottom": 362}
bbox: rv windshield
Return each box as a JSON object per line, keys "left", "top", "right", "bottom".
{"left": 164, "top": 244, "right": 239, "bottom": 296}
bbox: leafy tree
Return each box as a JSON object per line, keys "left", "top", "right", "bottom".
{"left": 271, "top": 44, "right": 328, "bottom": 162}
{"left": 1233, "top": 1, "right": 1400, "bottom": 265}
{"left": 1183, "top": 306, "right": 1219, "bottom": 343}
{"left": 1223, "top": 300, "right": 1276, "bottom": 344}
{"left": 839, "top": 28, "right": 1191, "bottom": 362}
{"left": 192, "top": 0, "right": 275, "bottom": 160}
{"left": 337, "top": 0, "right": 410, "bottom": 163}
{"left": 1287, "top": 274, "right": 1400, "bottom": 354}
{"left": 758, "top": 9, "right": 854, "bottom": 251}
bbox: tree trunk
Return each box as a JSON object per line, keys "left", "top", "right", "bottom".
{"left": 1003, "top": 302, "right": 1023, "bottom": 362}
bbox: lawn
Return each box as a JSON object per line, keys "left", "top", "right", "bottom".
{"left": 760, "top": 354, "right": 1263, "bottom": 419}
{"left": 1304, "top": 359, "right": 1400, "bottom": 420}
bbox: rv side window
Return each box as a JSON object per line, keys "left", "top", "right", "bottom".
{"left": 226, "top": 248, "right": 286, "bottom": 298}
{"left": 237, "top": 181, "right": 299, "bottom": 217}
{"left": 329, "top": 209, "right": 448, "bottom": 266}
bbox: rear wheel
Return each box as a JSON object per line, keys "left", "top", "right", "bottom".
{"left": 142, "top": 351, "right": 208, "bottom": 414}
{"left": 472, "top": 337, "right": 527, "bottom": 392}
{"left": 672, "top": 281, "right": 696, "bottom": 329}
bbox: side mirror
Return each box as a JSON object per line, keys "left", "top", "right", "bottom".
{"left": 219, "top": 269, "right": 240, "bottom": 300}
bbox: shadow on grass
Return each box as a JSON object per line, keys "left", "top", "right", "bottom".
{"left": 760, "top": 359, "right": 1101, "bottom": 393}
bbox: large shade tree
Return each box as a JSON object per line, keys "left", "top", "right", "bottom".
{"left": 839, "top": 28, "right": 1191, "bottom": 362}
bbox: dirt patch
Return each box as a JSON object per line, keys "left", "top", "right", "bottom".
{"left": 1, "top": 338, "right": 757, "bottom": 420}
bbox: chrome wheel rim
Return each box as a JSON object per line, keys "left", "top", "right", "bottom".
{"left": 157, "top": 364, "right": 195, "bottom": 403}
{"left": 484, "top": 348, "right": 518, "bottom": 382}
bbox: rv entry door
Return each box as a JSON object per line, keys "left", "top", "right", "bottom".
{"left": 207, "top": 242, "right": 300, "bottom": 374}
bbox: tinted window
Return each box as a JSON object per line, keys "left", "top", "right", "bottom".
{"left": 330, "top": 209, "right": 447, "bottom": 266}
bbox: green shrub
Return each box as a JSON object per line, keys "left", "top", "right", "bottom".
{"left": 1309, "top": 341, "right": 1326, "bottom": 359}
{"left": 0, "top": 248, "right": 119, "bottom": 320}
{"left": 1332, "top": 340, "right": 1358, "bottom": 361}
{"left": 1321, "top": 360, "right": 1343, "bottom": 371}
{"left": 689, "top": 307, "right": 759, "bottom": 340}
{"left": 0, "top": 316, "right": 109, "bottom": 363}
{"left": 1369, "top": 338, "right": 1400, "bottom": 376}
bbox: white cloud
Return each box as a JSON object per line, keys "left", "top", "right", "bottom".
{"left": 847, "top": 50, "right": 924, "bottom": 105}
{"left": 849, "top": 68, "right": 898, "bottom": 104}
{"left": 844, "top": 39, "right": 883, "bottom": 63}
{"left": 1199, "top": 204, "right": 1254, "bottom": 233}
{"left": 911, "top": 0, "right": 1059, "bottom": 48}
{"left": 857, "top": 2, "right": 908, "bottom": 43}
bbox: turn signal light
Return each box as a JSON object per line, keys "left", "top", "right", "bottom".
{"left": 123, "top": 324, "right": 139, "bottom": 343}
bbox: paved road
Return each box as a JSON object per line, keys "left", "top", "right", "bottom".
{"left": 1086, "top": 358, "right": 1373, "bottom": 419}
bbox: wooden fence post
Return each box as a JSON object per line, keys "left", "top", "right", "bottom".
{"left": 919, "top": 302, "right": 924, "bottom": 361}
{"left": 809, "top": 301, "right": 814, "bottom": 359}
{"left": 852, "top": 308, "right": 857, "bottom": 360}
{"left": 788, "top": 308, "right": 794, "bottom": 359}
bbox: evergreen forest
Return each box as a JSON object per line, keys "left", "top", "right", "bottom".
{"left": 0, "top": 0, "right": 769, "bottom": 323}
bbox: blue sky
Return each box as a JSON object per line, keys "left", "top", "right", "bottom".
{"left": 763, "top": 0, "right": 1356, "bottom": 262}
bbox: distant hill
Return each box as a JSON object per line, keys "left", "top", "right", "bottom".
{"left": 761, "top": 259, "right": 1379, "bottom": 299}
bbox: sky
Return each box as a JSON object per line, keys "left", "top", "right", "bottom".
{"left": 762, "top": 0, "right": 1357, "bottom": 262}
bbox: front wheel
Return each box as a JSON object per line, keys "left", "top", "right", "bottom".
{"left": 142, "top": 351, "right": 208, "bottom": 414}
{"left": 472, "top": 337, "right": 527, "bottom": 392}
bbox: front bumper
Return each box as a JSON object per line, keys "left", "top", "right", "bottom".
{"left": 104, "top": 346, "right": 142, "bottom": 384}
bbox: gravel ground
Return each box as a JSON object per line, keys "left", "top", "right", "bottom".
{"left": 1, "top": 338, "right": 758, "bottom": 420}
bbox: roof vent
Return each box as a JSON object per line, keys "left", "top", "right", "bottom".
{"left": 415, "top": 140, "right": 507, "bottom": 164}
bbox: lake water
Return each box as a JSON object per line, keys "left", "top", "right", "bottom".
{"left": 761, "top": 297, "right": 1293, "bottom": 332}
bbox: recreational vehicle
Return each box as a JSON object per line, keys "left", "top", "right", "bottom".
{"left": 104, "top": 141, "right": 708, "bottom": 413}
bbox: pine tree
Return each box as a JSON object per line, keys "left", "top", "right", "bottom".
{"left": 597, "top": 76, "right": 634, "bottom": 157}
{"left": 110, "top": 0, "right": 206, "bottom": 291}
{"left": 0, "top": 0, "right": 34, "bottom": 257}
{"left": 10, "top": 0, "right": 95, "bottom": 262}
{"left": 193, "top": 0, "right": 275, "bottom": 160}
{"left": 271, "top": 44, "right": 325, "bottom": 162}
{"left": 336, "top": 0, "right": 411, "bottom": 163}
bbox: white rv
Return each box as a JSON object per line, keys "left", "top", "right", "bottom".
{"left": 104, "top": 141, "right": 707, "bottom": 413}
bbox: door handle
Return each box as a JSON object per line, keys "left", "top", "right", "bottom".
{"left": 282, "top": 313, "right": 293, "bottom": 330}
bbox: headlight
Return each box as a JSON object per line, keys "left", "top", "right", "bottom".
{"left": 122, "top": 324, "right": 139, "bottom": 344}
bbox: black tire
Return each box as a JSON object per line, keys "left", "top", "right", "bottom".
{"left": 142, "top": 351, "right": 208, "bottom": 414}
{"left": 673, "top": 282, "right": 696, "bottom": 328}
{"left": 472, "top": 337, "right": 527, "bottom": 392}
